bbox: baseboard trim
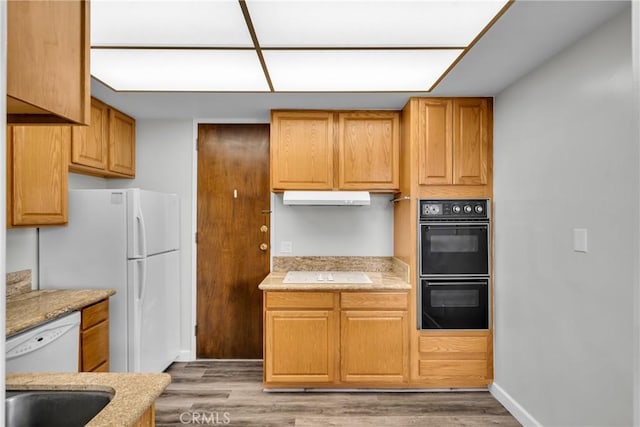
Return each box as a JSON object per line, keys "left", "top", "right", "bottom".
{"left": 175, "top": 350, "right": 195, "bottom": 362}
{"left": 490, "top": 382, "right": 542, "bottom": 427}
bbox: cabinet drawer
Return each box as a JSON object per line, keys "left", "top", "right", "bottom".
{"left": 81, "top": 299, "right": 109, "bottom": 330}
{"left": 419, "top": 360, "right": 487, "bottom": 378}
{"left": 265, "top": 292, "right": 335, "bottom": 309}
{"left": 419, "top": 336, "right": 487, "bottom": 359}
{"left": 81, "top": 320, "right": 109, "bottom": 372}
{"left": 340, "top": 292, "right": 407, "bottom": 310}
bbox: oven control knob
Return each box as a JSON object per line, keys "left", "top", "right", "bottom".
{"left": 475, "top": 205, "right": 484, "bottom": 214}
{"left": 452, "top": 205, "right": 461, "bottom": 214}
{"left": 464, "top": 205, "right": 472, "bottom": 213}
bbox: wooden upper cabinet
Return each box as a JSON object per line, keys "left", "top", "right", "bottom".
{"left": 453, "top": 99, "right": 489, "bottom": 185}
{"left": 271, "top": 111, "right": 334, "bottom": 190}
{"left": 271, "top": 110, "right": 400, "bottom": 192}
{"left": 7, "top": 0, "right": 90, "bottom": 124}
{"left": 418, "top": 99, "right": 453, "bottom": 185}
{"left": 71, "top": 99, "right": 109, "bottom": 170}
{"left": 417, "top": 98, "right": 491, "bottom": 187}
{"left": 70, "top": 99, "right": 136, "bottom": 178}
{"left": 7, "top": 126, "right": 69, "bottom": 227}
{"left": 338, "top": 112, "right": 400, "bottom": 190}
{"left": 108, "top": 109, "right": 136, "bottom": 177}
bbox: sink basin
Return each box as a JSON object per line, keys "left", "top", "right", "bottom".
{"left": 5, "top": 390, "right": 113, "bottom": 427}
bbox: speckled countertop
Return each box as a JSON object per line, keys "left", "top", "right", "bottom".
{"left": 259, "top": 257, "right": 411, "bottom": 291}
{"left": 259, "top": 270, "right": 411, "bottom": 291}
{"left": 6, "top": 372, "right": 171, "bottom": 427}
{"left": 6, "top": 289, "right": 116, "bottom": 337}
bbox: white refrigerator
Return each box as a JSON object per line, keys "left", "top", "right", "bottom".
{"left": 39, "top": 189, "right": 181, "bottom": 373}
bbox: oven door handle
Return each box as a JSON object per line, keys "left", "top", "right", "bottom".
{"left": 422, "top": 223, "right": 488, "bottom": 228}
{"left": 425, "top": 282, "right": 488, "bottom": 286}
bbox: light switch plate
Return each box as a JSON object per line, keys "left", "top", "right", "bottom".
{"left": 573, "top": 228, "right": 588, "bottom": 253}
{"left": 280, "top": 241, "right": 292, "bottom": 253}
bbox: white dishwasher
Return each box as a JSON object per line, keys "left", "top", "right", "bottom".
{"left": 6, "top": 311, "right": 81, "bottom": 373}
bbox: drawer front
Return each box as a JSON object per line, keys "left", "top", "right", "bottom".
{"left": 265, "top": 292, "right": 335, "bottom": 309}
{"left": 419, "top": 336, "right": 487, "bottom": 359}
{"left": 81, "top": 320, "right": 109, "bottom": 372}
{"left": 340, "top": 292, "right": 408, "bottom": 310}
{"left": 81, "top": 299, "right": 109, "bottom": 330}
{"left": 419, "top": 360, "right": 487, "bottom": 378}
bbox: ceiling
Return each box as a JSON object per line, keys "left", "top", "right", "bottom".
{"left": 91, "top": 0, "right": 630, "bottom": 121}
{"left": 91, "top": 0, "right": 510, "bottom": 92}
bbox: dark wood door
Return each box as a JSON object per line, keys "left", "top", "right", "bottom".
{"left": 197, "top": 124, "right": 270, "bottom": 359}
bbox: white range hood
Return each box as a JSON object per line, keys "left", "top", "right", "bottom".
{"left": 282, "top": 191, "right": 370, "bottom": 206}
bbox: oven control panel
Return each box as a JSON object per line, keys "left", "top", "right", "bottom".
{"left": 419, "top": 199, "right": 489, "bottom": 221}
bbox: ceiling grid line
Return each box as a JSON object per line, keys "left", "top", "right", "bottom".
{"left": 238, "top": 0, "right": 274, "bottom": 92}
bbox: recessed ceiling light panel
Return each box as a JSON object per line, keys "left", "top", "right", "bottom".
{"left": 247, "top": 0, "right": 510, "bottom": 47}
{"left": 91, "top": 49, "right": 270, "bottom": 91}
{"left": 263, "top": 50, "right": 463, "bottom": 91}
{"left": 92, "top": 0, "right": 253, "bottom": 47}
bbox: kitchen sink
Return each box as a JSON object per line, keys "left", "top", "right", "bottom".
{"left": 5, "top": 390, "right": 113, "bottom": 427}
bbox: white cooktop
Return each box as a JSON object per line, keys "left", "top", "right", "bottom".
{"left": 283, "top": 271, "right": 372, "bottom": 284}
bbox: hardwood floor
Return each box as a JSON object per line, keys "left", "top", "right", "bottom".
{"left": 156, "top": 361, "right": 520, "bottom": 426}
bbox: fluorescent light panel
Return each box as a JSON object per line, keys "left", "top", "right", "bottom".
{"left": 264, "top": 50, "right": 463, "bottom": 91}
{"left": 91, "top": 49, "right": 270, "bottom": 91}
{"left": 246, "top": 0, "right": 510, "bottom": 47}
{"left": 91, "top": 0, "right": 253, "bottom": 47}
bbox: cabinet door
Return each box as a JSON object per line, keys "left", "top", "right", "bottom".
{"left": 108, "top": 109, "right": 136, "bottom": 176}
{"left": 265, "top": 310, "right": 336, "bottom": 383}
{"left": 81, "top": 320, "right": 110, "bottom": 372}
{"left": 418, "top": 99, "right": 453, "bottom": 185}
{"left": 340, "top": 310, "right": 408, "bottom": 383}
{"left": 7, "top": 0, "right": 89, "bottom": 124}
{"left": 7, "top": 126, "right": 69, "bottom": 226}
{"left": 453, "top": 99, "right": 489, "bottom": 185}
{"left": 338, "top": 112, "right": 399, "bottom": 190}
{"left": 71, "top": 98, "right": 109, "bottom": 170}
{"left": 271, "top": 111, "right": 334, "bottom": 190}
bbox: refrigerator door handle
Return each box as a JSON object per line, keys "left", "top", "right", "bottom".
{"left": 135, "top": 208, "right": 148, "bottom": 258}
{"left": 136, "top": 259, "right": 147, "bottom": 301}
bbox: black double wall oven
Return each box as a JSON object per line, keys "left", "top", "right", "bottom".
{"left": 418, "top": 199, "right": 490, "bottom": 330}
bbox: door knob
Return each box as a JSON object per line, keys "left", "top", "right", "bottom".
{"left": 260, "top": 225, "right": 268, "bottom": 233}
{"left": 259, "top": 243, "right": 268, "bottom": 251}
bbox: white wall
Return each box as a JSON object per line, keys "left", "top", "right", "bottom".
{"left": 108, "top": 120, "right": 194, "bottom": 359}
{"left": 492, "top": 9, "right": 636, "bottom": 427}
{"left": 271, "top": 193, "right": 393, "bottom": 256}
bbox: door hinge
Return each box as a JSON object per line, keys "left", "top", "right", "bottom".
{"left": 195, "top": 324, "right": 198, "bottom": 336}
{"left": 195, "top": 138, "right": 199, "bottom": 151}
{"left": 195, "top": 231, "right": 198, "bottom": 244}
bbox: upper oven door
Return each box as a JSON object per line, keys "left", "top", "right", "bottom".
{"left": 420, "top": 223, "right": 489, "bottom": 276}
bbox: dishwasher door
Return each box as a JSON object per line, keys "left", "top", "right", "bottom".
{"left": 6, "top": 311, "right": 81, "bottom": 373}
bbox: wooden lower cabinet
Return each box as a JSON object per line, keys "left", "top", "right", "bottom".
{"left": 134, "top": 404, "right": 156, "bottom": 427}
{"left": 263, "top": 290, "right": 409, "bottom": 387}
{"left": 80, "top": 299, "right": 110, "bottom": 372}
{"left": 340, "top": 310, "right": 408, "bottom": 383}
{"left": 265, "top": 310, "right": 337, "bottom": 383}
{"left": 414, "top": 332, "right": 492, "bottom": 387}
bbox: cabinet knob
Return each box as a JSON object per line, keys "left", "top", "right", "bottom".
{"left": 260, "top": 225, "right": 268, "bottom": 233}
{"left": 259, "top": 243, "right": 268, "bottom": 251}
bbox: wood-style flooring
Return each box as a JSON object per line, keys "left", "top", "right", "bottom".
{"left": 156, "top": 361, "right": 521, "bottom": 427}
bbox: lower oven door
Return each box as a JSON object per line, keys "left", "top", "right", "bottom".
{"left": 421, "top": 279, "right": 489, "bottom": 330}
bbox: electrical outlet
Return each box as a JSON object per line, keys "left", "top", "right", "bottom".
{"left": 280, "top": 241, "right": 292, "bottom": 253}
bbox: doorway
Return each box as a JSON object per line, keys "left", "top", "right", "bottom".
{"left": 196, "top": 124, "right": 270, "bottom": 359}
